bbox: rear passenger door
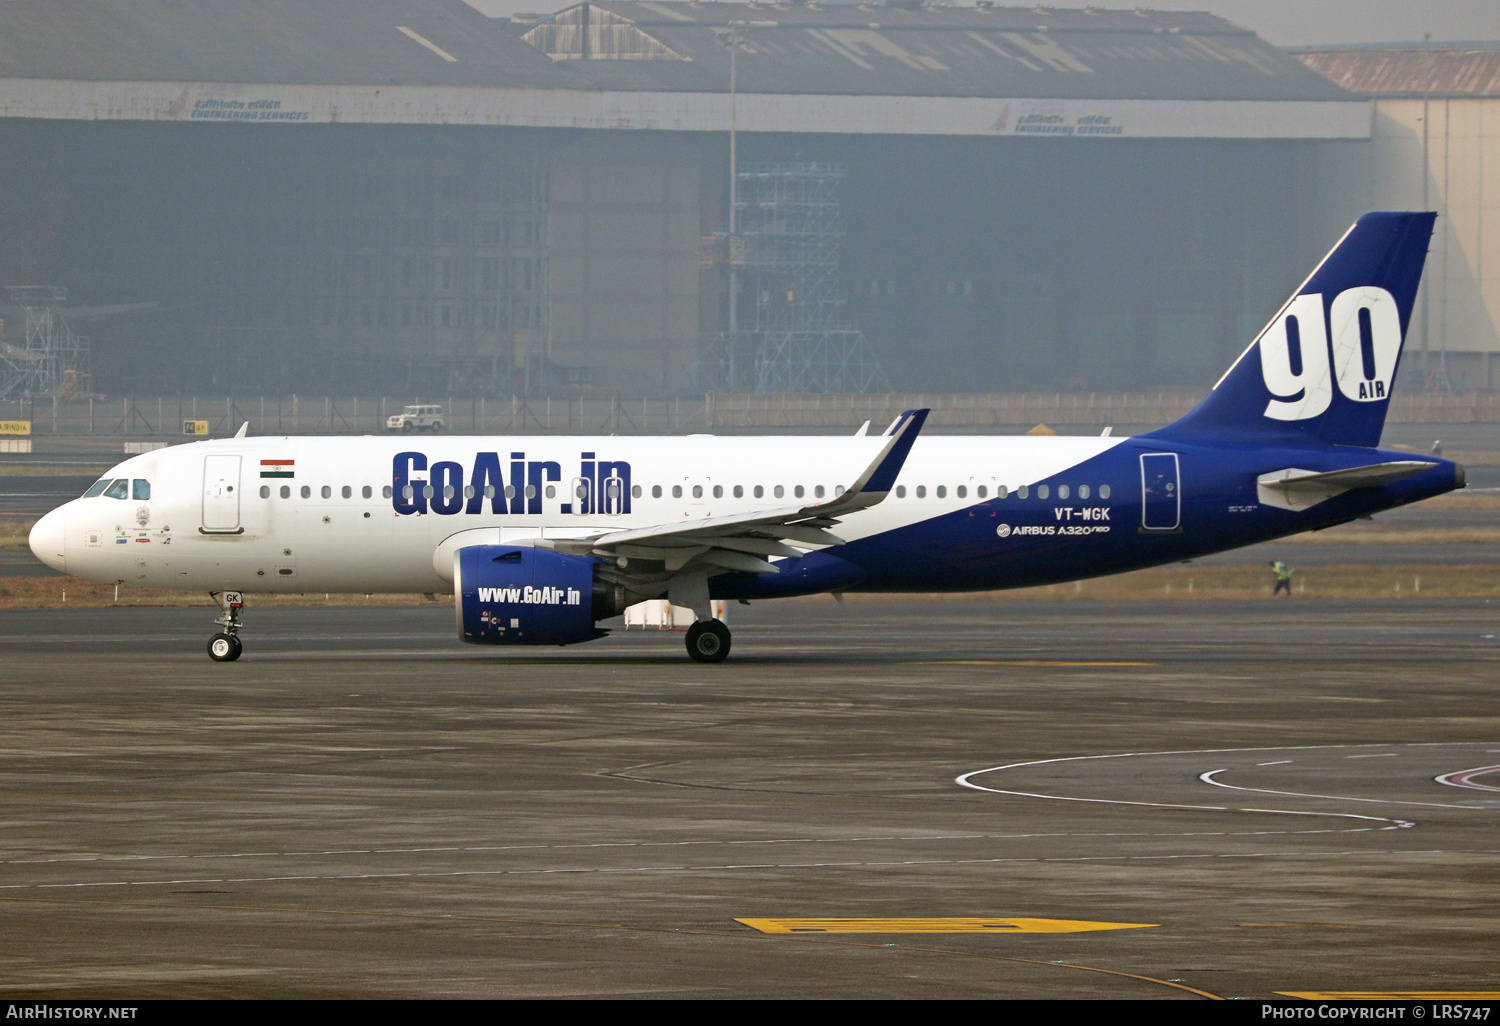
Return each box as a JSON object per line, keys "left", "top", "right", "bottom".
{"left": 1139, "top": 453, "right": 1180, "bottom": 531}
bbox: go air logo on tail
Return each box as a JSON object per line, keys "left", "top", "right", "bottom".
{"left": 1259, "top": 286, "right": 1402, "bottom": 422}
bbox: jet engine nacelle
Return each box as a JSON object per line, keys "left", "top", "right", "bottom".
{"left": 453, "top": 545, "right": 624, "bottom": 646}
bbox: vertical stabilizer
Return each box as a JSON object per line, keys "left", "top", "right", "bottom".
{"left": 1155, "top": 212, "right": 1435, "bottom": 448}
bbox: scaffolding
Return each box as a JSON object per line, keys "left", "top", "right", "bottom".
{"left": 702, "top": 163, "right": 889, "bottom": 394}
{"left": 0, "top": 286, "right": 90, "bottom": 400}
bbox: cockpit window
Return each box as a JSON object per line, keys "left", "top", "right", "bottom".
{"left": 83, "top": 479, "right": 110, "bottom": 498}
{"left": 132, "top": 479, "right": 150, "bottom": 500}
{"left": 102, "top": 479, "right": 129, "bottom": 500}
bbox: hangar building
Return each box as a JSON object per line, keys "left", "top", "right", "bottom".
{"left": 1296, "top": 44, "right": 1500, "bottom": 392}
{"left": 0, "top": 1, "right": 1378, "bottom": 396}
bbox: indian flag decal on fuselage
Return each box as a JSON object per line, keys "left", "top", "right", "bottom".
{"left": 260, "top": 459, "right": 294, "bottom": 479}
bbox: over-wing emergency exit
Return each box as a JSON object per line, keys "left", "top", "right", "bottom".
{"left": 30, "top": 213, "right": 1463, "bottom": 662}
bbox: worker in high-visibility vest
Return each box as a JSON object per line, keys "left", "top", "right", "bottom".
{"left": 1269, "top": 560, "right": 1292, "bottom": 597}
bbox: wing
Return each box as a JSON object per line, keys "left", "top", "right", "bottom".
{"left": 550, "top": 409, "right": 929, "bottom": 590}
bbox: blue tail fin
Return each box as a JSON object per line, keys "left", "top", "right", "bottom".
{"left": 1155, "top": 212, "right": 1435, "bottom": 448}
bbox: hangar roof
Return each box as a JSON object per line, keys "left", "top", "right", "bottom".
{"left": 523, "top": 2, "right": 1352, "bottom": 101}
{"left": 0, "top": 0, "right": 1351, "bottom": 102}
{"left": 0, "top": 0, "right": 564, "bottom": 88}
{"left": 0, "top": 1, "right": 1367, "bottom": 138}
{"left": 1295, "top": 46, "right": 1500, "bottom": 99}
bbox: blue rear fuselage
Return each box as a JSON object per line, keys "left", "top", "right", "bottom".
{"left": 719, "top": 436, "right": 1461, "bottom": 598}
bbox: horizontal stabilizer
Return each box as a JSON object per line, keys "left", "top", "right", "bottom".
{"left": 1257, "top": 461, "right": 1433, "bottom": 511}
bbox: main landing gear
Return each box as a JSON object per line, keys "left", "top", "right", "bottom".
{"left": 207, "top": 591, "right": 245, "bottom": 662}
{"left": 685, "top": 619, "right": 731, "bottom": 663}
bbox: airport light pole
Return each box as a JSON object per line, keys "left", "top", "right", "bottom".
{"left": 716, "top": 23, "right": 751, "bottom": 385}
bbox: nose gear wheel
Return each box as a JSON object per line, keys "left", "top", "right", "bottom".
{"left": 208, "top": 633, "right": 242, "bottom": 661}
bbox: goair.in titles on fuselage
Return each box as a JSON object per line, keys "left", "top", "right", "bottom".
{"left": 392, "top": 451, "right": 632, "bottom": 516}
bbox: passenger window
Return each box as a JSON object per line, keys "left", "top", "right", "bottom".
{"left": 1058, "top": 485, "right": 1069, "bottom": 499}
{"left": 712, "top": 485, "right": 723, "bottom": 498}
{"left": 754, "top": 485, "right": 764, "bottom": 498}
{"left": 733, "top": 485, "right": 743, "bottom": 498}
{"left": 773, "top": 485, "right": 784, "bottom": 499}
{"left": 259, "top": 485, "right": 270, "bottom": 499}
{"left": 83, "top": 480, "right": 109, "bottom": 497}
{"left": 343, "top": 486, "right": 353, "bottom": 499}
{"left": 652, "top": 485, "right": 662, "bottom": 498}
{"left": 422, "top": 486, "right": 434, "bottom": 499}
{"left": 1079, "top": 485, "right": 1090, "bottom": 499}
{"left": 1100, "top": 484, "right": 1112, "bottom": 499}
{"left": 302, "top": 486, "right": 312, "bottom": 499}
{"left": 673, "top": 485, "right": 683, "bottom": 498}
{"left": 794, "top": 485, "right": 804, "bottom": 499}
{"left": 896, "top": 485, "right": 906, "bottom": 498}
{"left": 834, "top": 485, "right": 845, "bottom": 496}
{"left": 956, "top": 485, "right": 966, "bottom": 498}
{"left": 814, "top": 485, "right": 825, "bottom": 499}
{"left": 321, "top": 486, "right": 332, "bottom": 499}
{"left": 363, "top": 486, "right": 372, "bottom": 499}
{"left": 132, "top": 479, "right": 151, "bottom": 500}
{"left": 526, "top": 485, "right": 537, "bottom": 499}
{"left": 692, "top": 485, "right": 703, "bottom": 499}
{"left": 545, "top": 486, "right": 556, "bottom": 499}
{"left": 382, "top": 485, "right": 392, "bottom": 499}
{"left": 505, "top": 485, "right": 516, "bottom": 499}
{"left": 103, "top": 479, "right": 129, "bottom": 500}
{"left": 632, "top": 485, "right": 642, "bottom": 499}
{"left": 977, "top": 485, "right": 987, "bottom": 498}
{"left": 916, "top": 486, "right": 926, "bottom": 498}
{"left": 936, "top": 485, "right": 947, "bottom": 498}
{"left": 1017, "top": 485, "right": 1028, "bottom": 499}
{"left": 402, "top": 485, "right": 414, "bottom": 500}
{"left": 1037, "top": 485, "right": 1050, "bottom": 499}
{"left": 281, "top": 486, "right": 292, "bottom": 499}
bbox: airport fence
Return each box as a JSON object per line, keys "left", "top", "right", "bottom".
{"left": 1, "top": 390, "right": 1499, "bottom": 440}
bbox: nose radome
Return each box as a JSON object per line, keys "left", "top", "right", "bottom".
{"left": 28, "top": 508, "right": 66, "bottom": 573}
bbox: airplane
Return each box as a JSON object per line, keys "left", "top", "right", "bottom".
{"left": 28, "top": 211, "right": 1463, "bottom": 663}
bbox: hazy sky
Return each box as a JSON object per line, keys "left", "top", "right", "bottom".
{"left": 462, "top": 0, "right": 1500, "bottom": 48}
{"left": 1135, "top": 1, "right": 1500, "bottom": 47}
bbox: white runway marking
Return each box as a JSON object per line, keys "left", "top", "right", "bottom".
{"left": 1196, "top": 768, "right": 1473, "bottom": 809}
{"left": 1435, "top": 765, "right": 1500, "bottom": 792}
{"left": 958, "top": 743, "right": 1500, "bottom": 825}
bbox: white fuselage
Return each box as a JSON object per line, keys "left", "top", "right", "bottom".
{"left": 31, "top": 433, "right": 1123, "bottom": 594}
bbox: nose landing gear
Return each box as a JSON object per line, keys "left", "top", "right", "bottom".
{"left": 208, "top": 591, "right": 245, "bottom": 662}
